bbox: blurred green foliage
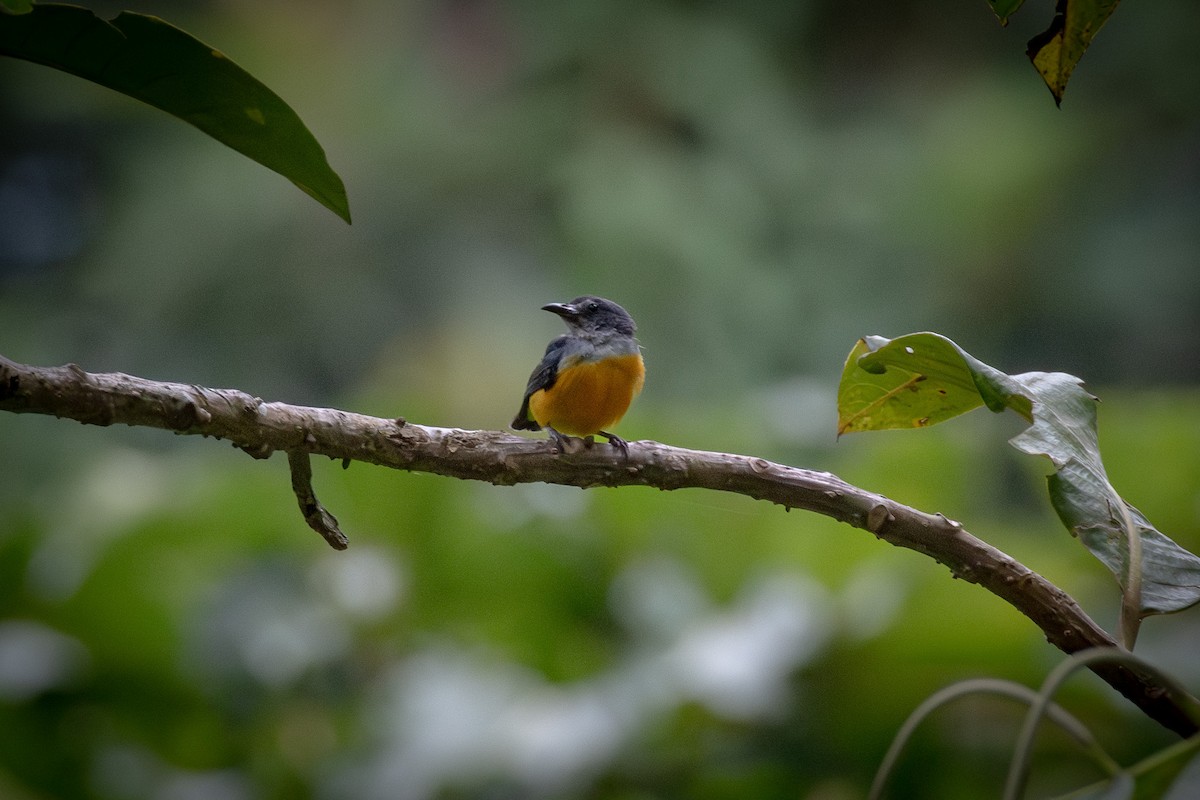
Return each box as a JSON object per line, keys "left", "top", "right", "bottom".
{"left": 2, "top": 0, "right": 1199, "bottom": 798}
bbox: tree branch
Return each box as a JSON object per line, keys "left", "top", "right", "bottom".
{"left": 288, "top": 449, "right": 348, "bottom": 550}
{"left": 1, "top": 354, "right": 1196, "bottom": 737}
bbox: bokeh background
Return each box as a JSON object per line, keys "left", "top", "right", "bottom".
{"left": 2, "top": 0, "right": 1200, "bottom": 797}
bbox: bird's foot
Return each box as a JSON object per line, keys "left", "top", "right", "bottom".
{"left": 597, "top": 430, "right": 630, "bottom": 459}
{"left": 547, "top": 428, "right": 570, "bottom": 454}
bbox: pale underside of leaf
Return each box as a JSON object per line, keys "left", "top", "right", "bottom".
{"left": 837, "top": 332, "right": 1200, "bottom": 617}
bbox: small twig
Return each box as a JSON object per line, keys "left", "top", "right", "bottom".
{"left": 0, "top": 354, "right": 1195, "bottom": 738}
{"left": 287, "top": 449, "right": 348, "bottom": 550}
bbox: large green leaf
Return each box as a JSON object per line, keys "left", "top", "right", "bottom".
{"left": 1, "top": 0, "right": 34, "bottom": 16}
{"left": 0, "top": 4, "right": 350, "bottom": 223}
{"left": 838, "top": 333, "right": 1200, "bottom": 618}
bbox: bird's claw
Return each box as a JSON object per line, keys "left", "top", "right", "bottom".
{"left": 598, "top": 430, "right": 629, "bottom": 459}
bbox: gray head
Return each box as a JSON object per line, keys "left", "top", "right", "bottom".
{"left": 541, "top": 296, "right": 637, "bottom": 337}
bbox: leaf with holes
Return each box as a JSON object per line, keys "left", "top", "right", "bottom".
{"left": 838, "top": 332, "right": 1200, "bottom": 618}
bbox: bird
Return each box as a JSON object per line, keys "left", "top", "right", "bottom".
{"left": 512, "top": 296, "right": 644, "bottom": 456}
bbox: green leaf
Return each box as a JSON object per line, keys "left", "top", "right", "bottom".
{"left": 987, "top": 0, "right": 1028, "bottom": 26}
{"left": 1026, "top": 0, "right": 1122, "bottom": 107}
{"left": 836, "top": 334, "right": 986, "bottom": 436}
{"left": 985, "top": 0, "right": 1122, "bottom": 105}
{"left": 0, "top": 4, "right": 350, "bottom": 223}
{"left": 0, "top": 0, "right": 33, "bottom": 16}
{"left": 1056, "top": 732, "right": 1200, "bottom": 799}
{"left": 1061, "top": 773, "right": 1134, "bottom": 800}
{"left": 838, "top": 332, "right": 1200, "bottom": 617}
{"left": 1146, "top": 742, "right": 1200, "bottom": 800}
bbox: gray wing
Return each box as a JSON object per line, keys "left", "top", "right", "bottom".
{"left": 512, "top": 335, "right": 569, "bottom": 430}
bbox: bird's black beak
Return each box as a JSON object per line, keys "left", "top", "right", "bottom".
{"left": 541, "top": 302, "right": 578, "bottom": 319}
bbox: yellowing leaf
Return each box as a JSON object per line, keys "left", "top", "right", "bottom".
{"left": 1025, "top": 0, "right": 1122, "bottom": 105}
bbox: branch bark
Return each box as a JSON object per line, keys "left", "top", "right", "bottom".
{"left": 1, "top": 354, "right": 1196, "bottom": 737}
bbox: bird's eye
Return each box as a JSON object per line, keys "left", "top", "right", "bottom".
{"left": 587, "top": 302, "right": 600, "bottom": 312}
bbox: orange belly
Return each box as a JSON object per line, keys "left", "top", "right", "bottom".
{"left": 527, "top": 353, "right": 645, "bottom": 437}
